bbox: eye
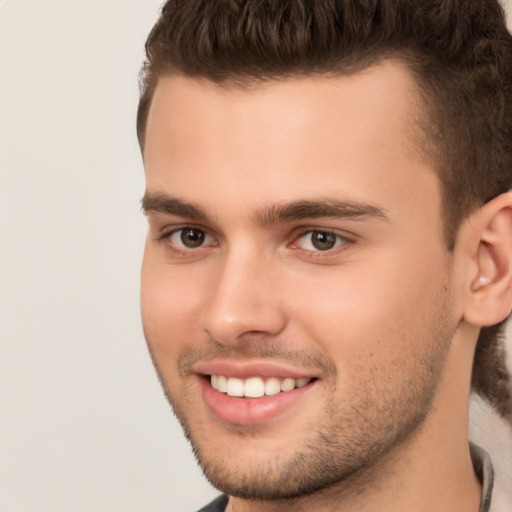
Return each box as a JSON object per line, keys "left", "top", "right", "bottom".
{"left": 168, "top": 227, "right": 212, "bottom": 249}
{"left": 293, "top": 230, "right": 347, "bottom": 251}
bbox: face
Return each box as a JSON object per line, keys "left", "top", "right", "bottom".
{"left": 141, "top": 63, "right": 460, "bottom": 500}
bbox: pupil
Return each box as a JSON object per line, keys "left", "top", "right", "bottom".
{"left": 181, "top": 229, "right": 205, "bottom": 248}
{"left": 312, "top": 231, "right": 336, "bottom": 250}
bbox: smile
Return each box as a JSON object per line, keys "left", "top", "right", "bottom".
{"left": 196, "top": 362, "right": 319, "bottom": 424}
{"left": 210, "top": 375, "right": 313, "bottom": 398}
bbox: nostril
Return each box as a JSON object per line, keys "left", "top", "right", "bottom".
{"left": 200, "top": 279, "right": 287, "bottom": 345}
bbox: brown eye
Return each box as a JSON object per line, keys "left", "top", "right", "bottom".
{"left": 293, "top": 230, "right": 346, "bottom": 251}
{"left": 310, "top": 231, "right": 337, "bottom": 250}
{"left": 179, "top": 228, "right": 206, "bottom": 248}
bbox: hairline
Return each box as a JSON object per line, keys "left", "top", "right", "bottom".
{"left": 137, "top": 55, "right": 460, "bottom": 248}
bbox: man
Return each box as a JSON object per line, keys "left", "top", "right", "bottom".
{"left": 137, "top": 1, "right": 512, "bottom": 511}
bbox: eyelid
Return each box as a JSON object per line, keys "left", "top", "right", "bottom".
{"left": 289, "top": 228, "right": 354, "bottom": 252}
{"left": 158, "top": 221, "right": 209, "bottom": 238}
{"left": 153, "top": 222, "right": 355, "bottom": 256}
{"left": 159, "top": 224, "right": 218, "bottom": 250}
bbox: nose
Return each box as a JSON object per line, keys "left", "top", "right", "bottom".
{"left": 201, "top": 249, "right": 287, "bottom": 345}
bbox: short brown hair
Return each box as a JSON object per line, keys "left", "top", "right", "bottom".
{"left": 137, "top": 0, "right": 512, "bottom": 418}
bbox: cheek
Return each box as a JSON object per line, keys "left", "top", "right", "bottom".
{"left": 140, "top": 251, "right": 205, "bottom": 357}
{"left": 286, "top": 248, "right": 451, "bottom": 369}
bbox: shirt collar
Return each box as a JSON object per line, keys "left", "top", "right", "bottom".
{"left": 470, "top": 443, "right": 494, "bottom": 512}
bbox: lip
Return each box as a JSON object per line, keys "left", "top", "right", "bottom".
{"left": 194, "top": 360, "right": 318, "bottom": 380}
{"left": 195, "top": 361, "right": 318, "bottom": 426}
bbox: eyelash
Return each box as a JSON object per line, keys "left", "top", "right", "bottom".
{"left": 159, "top": 226, "right": 217, "bottom": 252}
{"left": 290, "top": 229, "right": 351, "bottom": 253}
{"left": 158, "top": 226, "right": 354, "bottom": 257}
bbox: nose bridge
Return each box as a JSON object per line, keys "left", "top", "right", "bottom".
{"left": 201, "top": 243, "right": 286, "bottom": 344}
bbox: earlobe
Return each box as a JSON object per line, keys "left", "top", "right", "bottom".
{"left": 463, "top": 192, "right": 512, "bottom": 327}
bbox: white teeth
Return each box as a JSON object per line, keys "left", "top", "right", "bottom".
{"left": 264, "top": 377, "right": 281, "bottom": 396}
{"left": 280, "top": 378, "right": 295, "bottom": 392}
{"left": 296, "top": 377, "right": 310, "bottom": 388}
{"left": 226, "top": 377, "right": 244, "bottom": 397}
{"left": 244, "top": 377, "right": 265, "bottom": 398}
{"left": 210, "top": 375, "right": 312, "bottom": 397}
{"left": 217, "top": 375, "right": 228, "bottom": 393}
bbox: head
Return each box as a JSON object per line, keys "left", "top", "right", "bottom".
{"left": 138, "top": 0, "right": 512, "bottom": 502}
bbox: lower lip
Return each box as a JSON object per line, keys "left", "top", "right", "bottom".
{"left": 199, "top": 377, "right": 316, "bottom": 426}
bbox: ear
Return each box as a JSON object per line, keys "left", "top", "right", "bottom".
{"left": 462, "top": 192, "right": 512, "bottom": 326}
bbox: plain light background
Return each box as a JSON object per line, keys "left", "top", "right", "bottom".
{"left": 1, "top": 1, "right": 511, "bottom": 511}
{"left": 0, "top": 1, "right": 217, "bottom": 510}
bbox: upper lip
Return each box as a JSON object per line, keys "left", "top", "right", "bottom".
{"left": 194, "top": 360, "right": 319, "bottom": 380}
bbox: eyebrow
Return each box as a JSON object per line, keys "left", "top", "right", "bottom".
{"left": 255, "top": 198, "right": 389, "bottom": 225}
{"left": 141, "top": 194, "right": 207, "bottom": 220}
{"left": 141, "top": 193, "right": 389, "bottom": 225}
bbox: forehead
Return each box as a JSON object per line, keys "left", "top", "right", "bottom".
{"left": 145, "top": 62, "right": 424, "bottom": 160}
{"left": 143, "top": 62, "right": 440, "bottom": 231}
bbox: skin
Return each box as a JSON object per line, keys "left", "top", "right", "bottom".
{"left": 140, "top": 62, "right": 502, "bottom": 511}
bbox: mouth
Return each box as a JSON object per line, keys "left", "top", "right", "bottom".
{"left": 195, "top": 364, "right": 319, "bottom": 425}
{"left": 210, "top": 375, "right": 314, "bottom": 398}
